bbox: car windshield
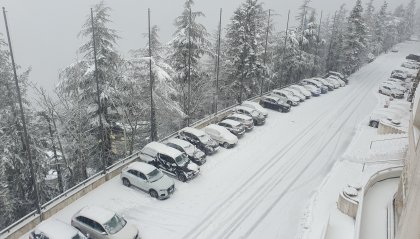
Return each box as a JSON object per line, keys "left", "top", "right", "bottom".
{"left": 103, "top": 214, "right": 126, "bottom": 235}
{"left": 147, "top": 169, "right": 164, "bottom": 182}
{"left": 175, "top": 154, "right": 189, "bottom": 166}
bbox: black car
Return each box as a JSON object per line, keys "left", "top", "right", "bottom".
{"left": 165, "top": 138, "right": 206, "bottom": 165}
{"left": 406, "top": 54, "right": 420, "bottom": 62}
{"left": 259, "top": 95, "right": 291, "bottom": 112}
{"left": 218, "top": 119, "right": 246, "bottom": 137}
{"left": 177, "top": 127, "right": 219, "bottom": 155}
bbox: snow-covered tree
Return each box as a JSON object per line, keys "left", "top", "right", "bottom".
{"left": 169, "top": 0, "right": 212, "bottom": 122}
{"left": 223, "top": 0, "right": 268, "bottom": 104}
{"left": 325, "top": 5, "right": 347, "bottom": 72}
{"left": 342, "top": 0, "right": 368, "bottom": 75}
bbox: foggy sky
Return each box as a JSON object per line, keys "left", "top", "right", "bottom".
{"left": 0, "top": 0, "right": 412, "bottom": 99}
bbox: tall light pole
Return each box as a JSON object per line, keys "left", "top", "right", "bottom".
{"left": 2, "top": 7, "right": 41, "bottom": 214}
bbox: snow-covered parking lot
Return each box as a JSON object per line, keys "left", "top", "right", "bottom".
{"left": 30, "top": 40, "right": 420, "bottom": 239}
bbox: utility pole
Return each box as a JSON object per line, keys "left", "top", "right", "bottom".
{"left": 90, "top": 8, "right": 106, "bottom": 174}
{"left": 2, "top": 7, "right": 41, "bottom": 214}
{"left": 148, "top": 8, "right": 157, "bottom": 141}
{"left": 214, "top": 8, "right": 222, "bottom": 115}
{"left": 280, "top": 9, "right": 290, "bottom": 87}
{"left": 327, "top": 11, "right": 337, "bottom": 71}
{"left": 312, "top": 11, "right": 323, "bottom": 76}
{"left": 187, "top": 7, "right": 192, "bottom": 126}
{"left": 261, "top": 9, "right": 271, "bottom": 96}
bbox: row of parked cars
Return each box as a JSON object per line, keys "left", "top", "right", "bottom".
{"left": 29, "top": 71, "right": 349, "bottom": 239}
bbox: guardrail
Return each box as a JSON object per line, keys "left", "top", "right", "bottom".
{"left": 0, "top": 86, "right": 287, "bottom": 238}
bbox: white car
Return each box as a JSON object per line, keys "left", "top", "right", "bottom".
{"left": 242, "top": 100, "right": 268, "bottom": 118}
{"left": 323, "top": 77, "right": 340, "bottom": 88}
{"left": 30, "top": 219, "right": 87, "bottom": 239}
{"left": 302, "top": 84, "right": 321, "bottom": 96}
{"left": 289, "top": 84, "right": 312, "bottom": 99}
{"left": 391, "top": 70, "right": 408, "bottom": 80}
{"left": 204, "top": 124, "right": 238, "bottom": 148}
{"left": 71, "top": 206, "right": 140, "bottom": 239}
{"left": 121, "top": 162, "right": 175, "bottom": 199}
{"left": 283, "top": 87, "right": 306, "bottom": 102}
{"left": 383, "top": 81, "right": 406, "bottom": 92}
{"left": 378, "top": 85, "right": 404, "bottom": 99}
{"left": 326, "top": 75, "right": 346, "bottom": 87}
{"left": 402, "top": 61, "right": 420, "bottom": 69}
{"left": 272, "top": 89, "right": 300, "bottom": 106}
{"left": 312, "top": 77, "right": 335, "bottom": 91}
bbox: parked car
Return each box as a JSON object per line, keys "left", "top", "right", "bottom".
{"left": 139, "top": 141, "right": 200, "bottom": 182}
{"left": 241, "top": 100, "right": 268, "bottom": 118}
{"left": 326, "top": 75, "right": 346, "bottom": 87}
{"left": 283, "top": 87, "right": 306, "bottom": 102}
{"left": 383, "top": 81, "right": 406, "bottom": 92}
{"left": 324, "top": 71, "right": 348, "bottom": 84}
{"left": 391, "top": 70, "right": 408, "bottom": 80}
{"left": 121, "top": 162, "right": 175, "bottom": 199}
{"left": 312, "top": 77, "right": 335, "bottom": 91}
{"left": 378, "top": 84, "right": 404, "bottom": 99}
{"left": 406, "top": 54, "right": 420, "bottom": 62}
{"left": 30, "top": 219, "right": 87, "bottom": 239}
{"left": 302, "top": 84, "right": 321, "bottom": 96}
{"left": 324, "top": 77, "right": 341, "bottom": 88}
{"left": 301, "top": 79, "right": 328, "bottom": 93}
{"left": 204, "top": 124, "right": 238, "bottom": 148}
{"left": 224, "top": 113, "right": 254, "bottom": 131}
{"left": 272, "top": 89, "right": 300, "bottom": 106}
{"left": 369, "top": 109, "right": 400, "bottom": 128}
{"left": 402, "top": 61, "right": 420, "bottom": 69}
{"left": 289, "top": 84, "right": 312, "bottom": 99}
{"left": 218, "top": 119, "right": 246, "bottom": 137}
{"left": 391, "top": 47, "right": 398, "bottom": 53}
{"left": 260, "top": 95, "right": 291, "bottom": 112}
{"left": 165, "top": 138, "right": 206, "bottom": 165}
{"left": 233, "top": 106, "right": 266, "bottom": 125}
{"left": 177, "top": 127, "right": 219, "bottom": 155}
{"left": 71, "top": 206, "right": 140, "bottom": 239}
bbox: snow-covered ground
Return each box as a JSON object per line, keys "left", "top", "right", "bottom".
{"left": 23, "top": 40, "right": 420, "bottom": 239}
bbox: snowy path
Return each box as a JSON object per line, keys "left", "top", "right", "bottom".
{"left": 38, "top": 41, "right": 419, "bottom": 239}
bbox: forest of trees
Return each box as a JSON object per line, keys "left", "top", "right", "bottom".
{"left": 0, "top": 0, "right": 418, "bottom": 229}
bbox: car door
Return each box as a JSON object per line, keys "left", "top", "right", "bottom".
{"left": 75, "top": 216, "right": 103, "bottom": 239}
{"left": 126, "top": 169, "right": 140, "bottom": 188}
{"left": 136, "top": 171, "right": 149, "bottom": 191}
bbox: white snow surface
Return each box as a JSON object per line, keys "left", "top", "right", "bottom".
{"left": 23, "top": 41, "right": 420, "bottom": 239}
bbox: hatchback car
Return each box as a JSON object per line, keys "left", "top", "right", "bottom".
{"left": 301, "top": 79, "right": 328, "bottom": 94}
{"left": 165, "top": 138, "right": 206, "bottom": 165}
{"left": 272, "top": 89, "right": 300, "bottom": 106}
{"left": 121, "top": 162, "right": 175, "bottom": 199}
{"left": 204, "top": 124, "right": 238, "bottom": 148}
{"left": 30, "top": 219, "right": 87, "bottom": 239}
{"left": 391, "top": 70, "right": 408, "bottom": 80}
{"left": 218, "top": 119, "right": 246, "bottom": 137}
{"left": 224, "top": 113, "right": 254, "bottom": 131}
{"left": 378, "top": 85, "right": 404, "bottom": 99}
{"left": 302, "top": 84, "right": 321, "bottom": 96}
{"left": 289, "top": 84, "right": 312, "bottom": 99}
{"left": 241, "top": 101, "right": 268, "bottom": 118}
{"left": 283, "top": 88, "right": 306, "bottom": 102}
{"left": 259, "top": 95, "right": 291, "bottom": 112}
{"left": 312, "top": 77, "right": 335, "bottom": 90}
{"left": 177, "top": 127, "right": 219, "bottom": 155}
{"left": 71, "top": 206, "right": 140, "bottom": 239}
{"left": 233, "top": 106, "right": 266, "bottom": 125}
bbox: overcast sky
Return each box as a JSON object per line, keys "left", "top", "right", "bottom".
{"left": 0, "top": 0, "right": 412, "bottom": 98}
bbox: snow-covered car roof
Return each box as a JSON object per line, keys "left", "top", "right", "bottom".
{"left": 228, "top": 113, "right": 253, "bottom": 121}
{"left": 221, "top": 119, "right": 242, "bottom": 127}
{"left": 143, "top": 141, "right": 183, "bottom": 159}
{"left": 235, "top": 105, "right": 257, "bottom": 113}
{"left": 34, "top": 219, "right": 80, "bottom": 238}
{"left": 263, "top": 95, "right": 282, "bottom": 102}
{"left": 181, "top": 127, "right": 206, "bottom": 137}
{"left": 205, "top": 124, "right": 232, "bottom": 135}
{"left": 126, "top": 161, "right": 156, "bottom": 174}
{"left": 77, "top": 206, "right": 116, "bottom": 225}
{"left": 328, "top": 71, "right": 345, "bottom": 78}
{"left": 242, "top": 101, "right": 268, "bottom": 115}
{"left": 166, "top": 138, "right": 192, "bottom": 149}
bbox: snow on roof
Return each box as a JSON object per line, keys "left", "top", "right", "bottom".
{"left": 205, "top": 124, "right": 236, "bottom": 140}
{"left": 78, "top": 206, "right": 116, "bottom": 225}
{"left": 221, "top": 119, "right": 242, "bottom": 127}
{"left": 127, "top": 162, "right": 156, "bottom": 174}
{"left": 264, "top": 95, "right": 281, "bottom": 101}
{"left": 35, "top": 219, "right": 78, "bottom": 238}
{"left": 235, "top": 105, "right": 255, "bottom": 113}
{"left": 166, "top": 138, "right": 192, "bottom": 148}
{"left": 230, "top": 113, "right": 253, "bottom": 120}
{"left": 144, "top": 141, "right": 183, "bottom": 158}
{"left": 181, "top": 127, "right": 206, "bottom": 137}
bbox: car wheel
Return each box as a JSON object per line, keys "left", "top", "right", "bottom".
{"left": 391, "top": 94, "right": 396, "bottom": 98}
{"left": 223, "top": 142, "right": 230, "bottom": 148}
{"left": 372, "top": 121, "right": 379, "bottom": 128}
{"left": 122, "top": 178, "right": 131, "bottom": 187}
{"left": 149, "top": 189, "right": 158, "bottom": 198}
{"left": 178, "top": 173, "right": 187, "bottom": 182}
